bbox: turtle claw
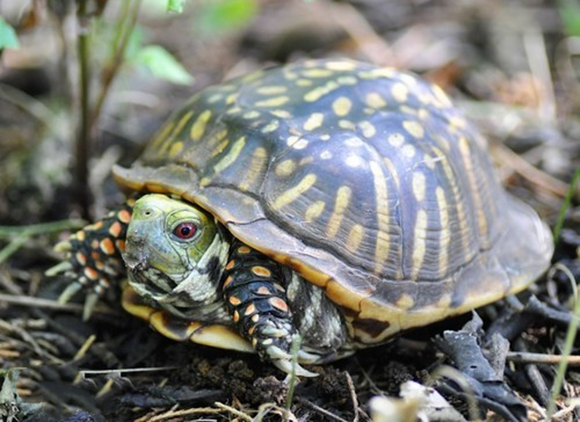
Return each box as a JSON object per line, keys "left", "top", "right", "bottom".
{"left": 58, "top": 282, "right": 83, "bottom": 304}
{"left": 274, "top": 359, "right": 318, "bottom": 378}
{"left": 83, "top": 291, "right": 100, "bottom": 321}
{"left": 45, "top": 261, "right": 74, "bottom": 277}
{"left": 297, "top": 350, "right": 322, "bottom": 364}
{"left": 54, "top": 239, "right": 73, "bottom": 253}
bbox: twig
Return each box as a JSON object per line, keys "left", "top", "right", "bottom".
{"left": 547, "top": 267, "right": 580, "bottom": 418}
{"left": 296, "top": 397, "right": 350, "bottom": 422}
{"left": 507, "top": 351, "right": 580, "bottom": 366}
{"left": 344, "top": 371, "right": 360, "bottom": 422}
{"left": 91, "top": 0, "right": 143, "bottom": 129}
{"left": 134, "top": 406, "right": 224, "bottom": 422}
{"left": 76, "top": 0, "right": 91, "bottom": 219}
{"left": 0, "top": 220, "right": 85, "bottom": 237}
{"left": 492, "top": 143, "right": 569, "bottom": 197}
{"left": 328, "top": 2, "right": 393, "bottom": 66}
{"left": 214, "top": 402, "right": 253, "bottom": 421}
{"left": 0, "top": 293, "right": 116, "bottom": 316}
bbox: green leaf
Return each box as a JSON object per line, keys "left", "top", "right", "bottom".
{"left": 0, "top": 17, "right": 19, "bottom": 50}
{"left": 197, "top": 0, "right": 258, "bottom": 35}
{"left": 559, "top": 0, "right": 580, "bottom": 36}
{"left": 134, "top": 45, "right": 194, "bottom": 85}
{"left": 167, "top": 0, "right": 185, "bottom": 13}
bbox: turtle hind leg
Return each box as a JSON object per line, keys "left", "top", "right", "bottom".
{"left": 48, "top": 200, "right": 134, "bottom": 318}
{"left": 222, "top": 242, "right": 319, "bottom": 377}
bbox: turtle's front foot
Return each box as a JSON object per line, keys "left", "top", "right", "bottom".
{"left": 46, "top": 202, "right": 133, "bottom": 319}
{"left": 223, "top": 243, "right": 320, "bottom": 377}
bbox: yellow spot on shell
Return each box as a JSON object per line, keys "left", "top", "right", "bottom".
{"left": 305, "top": 200, "right": 325, "bottom": 222}
{"left": 190, "top": 110, "right": 212, "bottom": 142}
{"left": 359, "top": 68, "right": 396, "bottom": 79}
{"left": 337, "top": 76, "right": 358, "bottom": 85}
{"left": 388, "top": 133, "right": 405, "bottom": 147}
{"left": 304, "top": 81, "right": 339, "bottom": 102}
{"left": 326, "top": 186, "right": 352, "bottom": 238}
{"left": 243, "top": 111, "right": 260, "bottom": 119}
{"left": 303, "top": 113, "right": 324, "bottom": 131}
{"left": 257, "top": 86, "right": 288, "bottom": 95}
{"left": 225, "top": 93, "right": 239, "bottom": 105}
{"left": 287, "top": 136, "right": 309, "bottom": 150}
{"left": 210, "top": 138, "right": 230, "bottom": 158}
{"left": 396, "top": 294, "right": 415, "bottom": 310}
{"left": 411, "top": 210, "right": 428, "bottom": 280}
{"left": 169, "top": 141, "right": 183, "bottom": 157}
{"left": 273, "top": 174, "right": 317, "bottom": 209}
{"left": 403, "top": 120, "right": 425, "bottom": 139}
{"left": 275, "top": 159, "right": 296, "bottom": 177}
{"left": 338, "top": 120, "right": 355, "bottom": 130}
{"left": 270, "top": 110, "right": 292, "bottom": 119}
{"left": 359, "top": 121, "right": 376, "bottom": 138}
{"left": 261, "top": 120, "right": 279, "bottom": 133}
{"left": 302, "top": 68, "right": 333, "bottom": 78}
{"left": 347, "top": 224, "right": 365, "bottom": 253}
{"left": 325, "top": 61, "right": 358, "bottom": 71}
{"left": 432, "top": 84, "right": 453, "bottom": 107}
{"left": 412, "top": 171, "right": 426, "bottom": 202}
{"left": 332, "top": 97, "right": 352, "bottom": 117}
{"left": 365, "top": 92, "right": 387, "bottom": 109}
{"left": 255, "top": 96, "right": 290, "bottom": 107}
{"left": 391, "top": 83, "right": 409, "bottom": 103}
{"left": 401, "top": 144, "right": 416, "bottom": 158}
{"left": 214, "top": 137, "right": 246, "bottom": 174}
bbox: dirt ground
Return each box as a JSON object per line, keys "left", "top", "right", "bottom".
{"left": 1, "top": 0, "right": 579, "bottom": 421}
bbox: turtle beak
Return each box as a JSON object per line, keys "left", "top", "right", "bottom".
{"left": 123, "top": 225, "right": 149, "bottom": 272}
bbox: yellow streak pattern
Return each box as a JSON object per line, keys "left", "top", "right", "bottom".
{"left": 365, "top": 92, "right": 387, "bottom": 109}
{"left": 332, "top": 97, "right": 353, "bottom": 117}
{"left": 304, "top": 200, "right": 325, "bottom": 222}
{"left": 326, "top": 186, "right": 352, "bottom": 238}
{"left": 239, "top": 147, "right": 267, "bottom": 191}
{"left": 347, "top": 224, "right": 365, "bottom": 253}
{"left": 369, "top": 161, "right": 390, "bottom": 273}
{"left": 411, "top": 210, "right": 428, "bottom": 280}
{"left": 190, "top": 110, "right": 212, "bottom": 142}
{"left": 436, "top": 186, "right": 450, "bottom": 278}
{"left": 303, "top": 113, "right": 324, "bottom": 131}
{"left": 459, "top": 137, "right": 487, "bottom": 240}
{"left": 273, "top": 174, "right": 317, "bottom": 210}
{"left": 255, "top": 96, "right": 290, "bottom": 107}
{"left": 213, "top": 137, "right": 246, "bottom": 174}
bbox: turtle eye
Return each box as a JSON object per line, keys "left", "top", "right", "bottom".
{"left": 173, "top": 222, "right": 197, "bottom": 240}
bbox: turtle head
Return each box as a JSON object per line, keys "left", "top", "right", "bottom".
{"left": 123, "top": 194, "right": 230, "bottom": 317}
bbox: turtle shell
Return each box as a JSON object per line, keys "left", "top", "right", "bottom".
{"left": 113, "top": 59, "right": 553, "bottom": 345}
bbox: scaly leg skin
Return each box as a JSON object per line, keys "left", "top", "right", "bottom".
{"left": 222, "top": 242, "right": 319, "bottom": 377}
{"left": 47, "top": 200, "right": 134, "bottom": 319}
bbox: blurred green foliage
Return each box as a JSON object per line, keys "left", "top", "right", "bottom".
{"left": 0, "top": 17, "right": 19, "bottom": 50}
{"left": 133, "top": 45, "right": 194, "bottom": 84}
{"left": 559, "top": 0, "right": 580, "bottom": 37}
{"left": 197, "top": 0, "right": 258, "bottom": 35}
{"left": 167, "top": 0, "right": 186, "bottom": 13}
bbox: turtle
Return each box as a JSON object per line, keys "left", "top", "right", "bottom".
{"left": 52, "top": 58, "right": 554, "bottom": 377}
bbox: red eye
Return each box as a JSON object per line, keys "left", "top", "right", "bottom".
{"left": 173, "top": 222, "right": 197, "bottom": 240}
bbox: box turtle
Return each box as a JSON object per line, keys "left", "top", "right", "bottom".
{"left": 53, "top": 59, "right": 554, "bottom": 376}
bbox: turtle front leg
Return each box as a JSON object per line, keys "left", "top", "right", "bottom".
{"left": 222, "top": 242, "right": 319, "bottom": 377}
{"left": 47, "top": 200, "right": 134, "bottom": 318}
